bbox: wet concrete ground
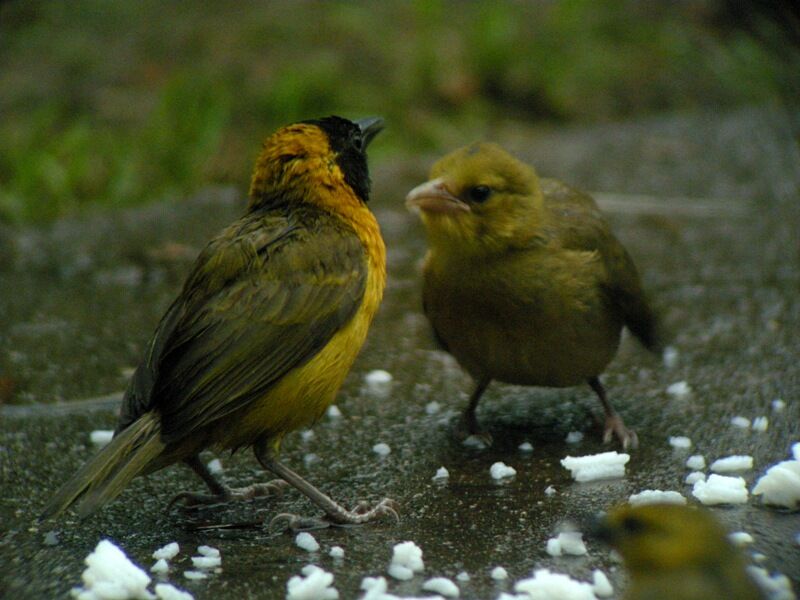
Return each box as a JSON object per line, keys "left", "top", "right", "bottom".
{"left": 1, "top": 107, "right": 799, "bottom": 598}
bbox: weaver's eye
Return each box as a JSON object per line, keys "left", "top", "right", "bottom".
{"left": 621, "top": 516, "right": 645, "bottom": 535}
{"left": 467, "top": 185, "right": 492, "bottom": 203}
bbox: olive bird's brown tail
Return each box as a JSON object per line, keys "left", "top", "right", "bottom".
{"left": 39, "top": 412, "right": 164, "bottom": 520}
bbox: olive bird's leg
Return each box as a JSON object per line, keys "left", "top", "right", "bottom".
{"left": 588, "top": 376, "right": 638, "bottom": 450}
{"left": 168, "top": 455, "right": 288, "bottom": 510}
{"left": 455, "top": 377, "right": 492, "bottom": 445}
{"left": 255, "top": 441, "right": 399, "bottom": 531}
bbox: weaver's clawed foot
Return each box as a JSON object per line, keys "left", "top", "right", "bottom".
{"left": 168, "top": 479, "right": 288, "bottom": 511}
{"left": 455, "top": 415, "right": 493, "bottom": 448}
{"left": 603, "top": 414, "right": 639, "bottom": 450}
{"left": 270, "top": 498, "right": 400, "bottom": 531}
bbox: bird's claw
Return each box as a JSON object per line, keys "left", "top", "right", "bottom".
{"left": 167, "top": 479, "right": 288, "bottom": 511}
{"left": 455, "top": 417, "right": 493, "bottom": 448}
{"left": 603, "top": 414, "right": 639, "bottom": 450}
{"left": 270, "top": 498, "right": 400, "bottom": 532}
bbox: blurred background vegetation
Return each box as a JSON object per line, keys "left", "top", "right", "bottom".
{"left": 0, "top": 0, "right": 798, "bottom": 224}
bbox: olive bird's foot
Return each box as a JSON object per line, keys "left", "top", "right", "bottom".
{"left": 603, "top": 414, "right": 639, "bottom": 450}
{"left": 270, "top": 498, "right": 400, "bottom": 531}
{"left": 455, "top": 416, "right": 493, "bottom": 448}
{"left": 168, "top": 479, "right": 289, "bottom": 511}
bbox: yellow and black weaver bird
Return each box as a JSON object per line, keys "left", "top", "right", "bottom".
{"left": 595, "top": 504, "right": 764, "bottom": 599}
{"left": 406, "top": 143, "right": 660, "bottom": 448}
{"left": 41, "top": 116, "right": 397, "bottom": 527}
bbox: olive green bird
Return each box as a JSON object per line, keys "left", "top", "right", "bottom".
{"left": 41, "top": 116, "right": 397, "bottom": 527}
{"left": 596, "top": 504, "right": 765, "bottom": 600}
{"left": 406, "top": 142, "right": 660, "bottom": 448}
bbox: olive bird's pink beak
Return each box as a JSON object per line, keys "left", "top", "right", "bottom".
{"left": 405, "top": 178, "right": 470, "bottom": 215}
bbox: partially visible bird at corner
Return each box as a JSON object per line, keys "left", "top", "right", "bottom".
{"left": 40, "top": 115, "right": 397, "bottom": 530}
{"left": 406, "top": 142, "right": 662, "bottom": 449}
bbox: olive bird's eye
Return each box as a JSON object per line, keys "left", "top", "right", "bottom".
{"left": 467, "top": 185, "right": 492, "bottom": 203}
{"left": 621, "top": 516, "right": 645, "bottom": 535}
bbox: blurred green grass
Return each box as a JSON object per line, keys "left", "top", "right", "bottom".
{"left": 0, "top": 0, "right": 796, "bottom": 223}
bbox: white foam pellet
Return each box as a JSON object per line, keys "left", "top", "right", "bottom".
{"left": 372, "top": 442, "right": 391, "bottom": 457}
{"left": 44, "top": 531, "right": 59, "bottom": 546}
{"left": 662, "top": 346, "right": 679, "bottom": 369}
{"left": 152, "top": 542, "right": 180, "bottom": 561}
{"left": 326, "top": 405, "right": 342, "bottom": 419}
{"left": 389, "top": 541, "right": 424, "bottom": 580}
{"left": 425, "top": 401, "right": 441, "bottom": 415}
{"left": 295, "top": 532, "right": 320, "bottom": 552}
{"left": 329, "top": 546, "right": 344, "bottom": 559}
{"left": 772, "top": 399, "right": 786, "bottom": 412}
{"left": 364, "top": 369, "right": 393, "bottom": 396}
{"left": 191, "top": 556, "right": 221, "bottom": 569}
{"left": 456, "top": 571, "right": 470, "bottom": 582}
{"left": 561, "top": 451, "right": 630, "bottom": 482}
{"left": 490, "top": 566, "right": 508, "bottom": 580}
{"left": 462, "top": 435, "right": 490, "bottom": 449}
{"left": 519, "top": 441, "right": 534, "bottom": 452}
{"left": 710, "top": 455, "right": 753, "bottom": 472}
{"left": 685, "top": 471, "right": 706, "bottom": 485}
{"left": 490, "top": 462, "right": 517, "bottom": 479}
{"left": 303, "top": 453, "right": 319, "bottom": 466}
{"left": 151, "top": 559, "right": 169, "bottom": 574}
{"left": 557, "top": 532, "right": 588, "bottom": 556}
{"left": 752, "top": 552, "right": 768, "bottom": 563}
{"left": 731, "top": 416, "right": 751, "bottom": 429}
{"left": 565, "top": 431, "right": 584, "bottom": 444}
{"left": 746, "top": 566, "right": 795, "bottom": 600}
{"left": 669, "top": 436, "right": 692, "bottom": 449}
{"left": 205, "top": 458, "right": 223, "bottom": 475}
{"left": 751, "top": 416, "right": 768, "bottom": 432}
{"left": 360, "top": 576, "right": 389, "bottom": 599}
{"left": 196, "top": 545, "right": 219, "bottom": 558}
{"left": 286, "top": 565, "right": 338, "bottom": 600}
{"left": 432, "top": 466, "right": 450, "bottom": 481}
{"left": 387, "top": 564, "right": 414, "bottom": 581}
{"left": 752, "top": 447, "right": 800, "bottom": 509}
{"left": 686, "top": 455, "right": 706, "bottom": 470}
{"left": 544, "top": 485, "right": 556, "bottom": 496}
{"left": 666, "top": 381, "right": 691, "bottom": 398}
{"left": 514, "top": 569, "right": 597, "bottom": 600}
{"left": 423, "top": 576, "right": 460, "bottom": 597}
{"left": 300, "top": 429, "right": 315, "bottom": 442}
{"left": 89, "top": 430, "right": 114, "bottom": 447}
{"left": 692, "top": 474, "right": 749, "bottom": 505}
{"left": 546, "top": 537, "right": 563, "bottom": 557}
{"left": 155, "top": 583, "right": 194, "bottom": 600}
{"left": 728, "top": 532, "right": 754, "bottom": 546}
{"left": 183, "top": 570, "right": 207, "bottom": 580}
{"left": 628, "top": 490, "right": 687, "bottom": 506}
{"left": 592, "top": 570, "right": 614, "bottom": 598}
{"left": 73, "top": 539, "right": 154, "bottom": 600}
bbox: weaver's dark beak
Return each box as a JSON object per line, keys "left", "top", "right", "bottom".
{"left": 356, "top": 117, "right": 384, "bottom": 150}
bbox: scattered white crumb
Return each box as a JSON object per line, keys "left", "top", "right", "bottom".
{"left": 752, "top": 416, "right": 769, "bottom": 432}
{"left": 548, "top": 532, "right": 587, "bottom": 556}
{"left": 387, "top": 564, "right": 415, "bottom": 581}
{"left": 544, "top": 485, "right": 556, "bottom": 497}
{"left": 183, "top": 571, "right": 207, "bottom": 581}
{"left": 752, "top": 552, "right": 768, "bottom": 563}
{"left": 295, "top": 532, "right": 320, "bottom": 553}
{"left": 565, "top": 431, "right": 584, "bottom": 444}
{"left": 432, "top": 466, "right": 449, "bottom": 481}
{"left": 72, "top": 539, "right": 154, "bottom": 600}
{"left": 490, "top": 566, "right": 508, "bottom": 581}
{"left": 686, "top": 455, "right": 706, "bottom": 470}
{"left": 746, "top": 566, "right": 795, "bottom": 600}
{"left": 728, "top": 531, "right": 754, "bottom": 546}
{"left": 151, "top": 559, "right": 169, "bottom": 574}
{"left": 152, "top": 543, "right": 180, "bottom": 561}
{"left": 685, "top": 471, "right": 706, "bottom": 485}
{"left": 668, "top": 436, "right": 692, "bottom": 449}
{"left": 752, "top": 444, "right": 800, "bottom": 509}
{"left": 710, "top": 455, "right": 753, "bottom": 472}
{"left": 514, "top": 568, "right": 597, "bottom": 600}
{"left": 44, "top": 531, "right": 59, "bottom": 546}
{"left": 206, "top": 458, "right": 223, "bottom": 475}
{"left": 89, "top": 430, "right": 114, "bottom": 447}
{"left": 628, "top": 490, "right": 687, "bottom": 506}
{"left": 462, "top": 435, "right": 490, "bottom": 449}
{"left": 326, "top": 405, "right": 342, "bottom": 419}
{"left": 561, "top": 451, "right": 630, "bottom": 482}
{"left": 196, "top": 546, "right": 219, "bottom": 558}
{"left": 388, "top": 541, "right": 424, "bottom": 581}
{"left": 329, "top": 546, "right": 345, "bottom": 559}
{"left": 425, "top": 401, "right": 441, "bottom": 415}
{"left": 546, "top": 537, "right": 563, "bottom": 557}
{"left": 287, "top": 565, "right": 338, "bottom": 600}
{"left": 771, "top": 399, "right": 786, "bottom": 412}
{"left": 364, "top": 369, "right": 393, "bottom": 396}
{"left": 662, "top": 346, "right": 679, "bottom": 369}
{"left": 456, "top": 572, "right": 470, "bottom": 582}
{"left": 692, "top": 474, "right": 749, "bottom": 505}
{"left": 300, "top": 430, "right": 315, "bottom": 442}
{"left": 490, "top": 462, "right": 517, "bottom": 480}
{"left": 154, "top": 583, "right": 194, "bottom": 600}
{"left": 519, "top": 441, "right": 534, "bottom": 452}
{"left": 592, "top": 570, "right": 613, "bottom": 598}
{"left": 303, "top": 453, "right": 319, "bottom": 467}
{"left": 731, "top": 416, "right": 751, "bottom": 429}
{"left": 422, "top": 577, "right": 460, "bottom": 597}
{"left": 372, "top": 442, "right": 391, "bottom": 457}
{"left": 190, "top": 555, "right": 221, "bottom": 570}
{"left": 666, "top": 381, "right": 691, "bottom": 398}
{"left": 360, "top": 576, "right": 392, "bottom": 600}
